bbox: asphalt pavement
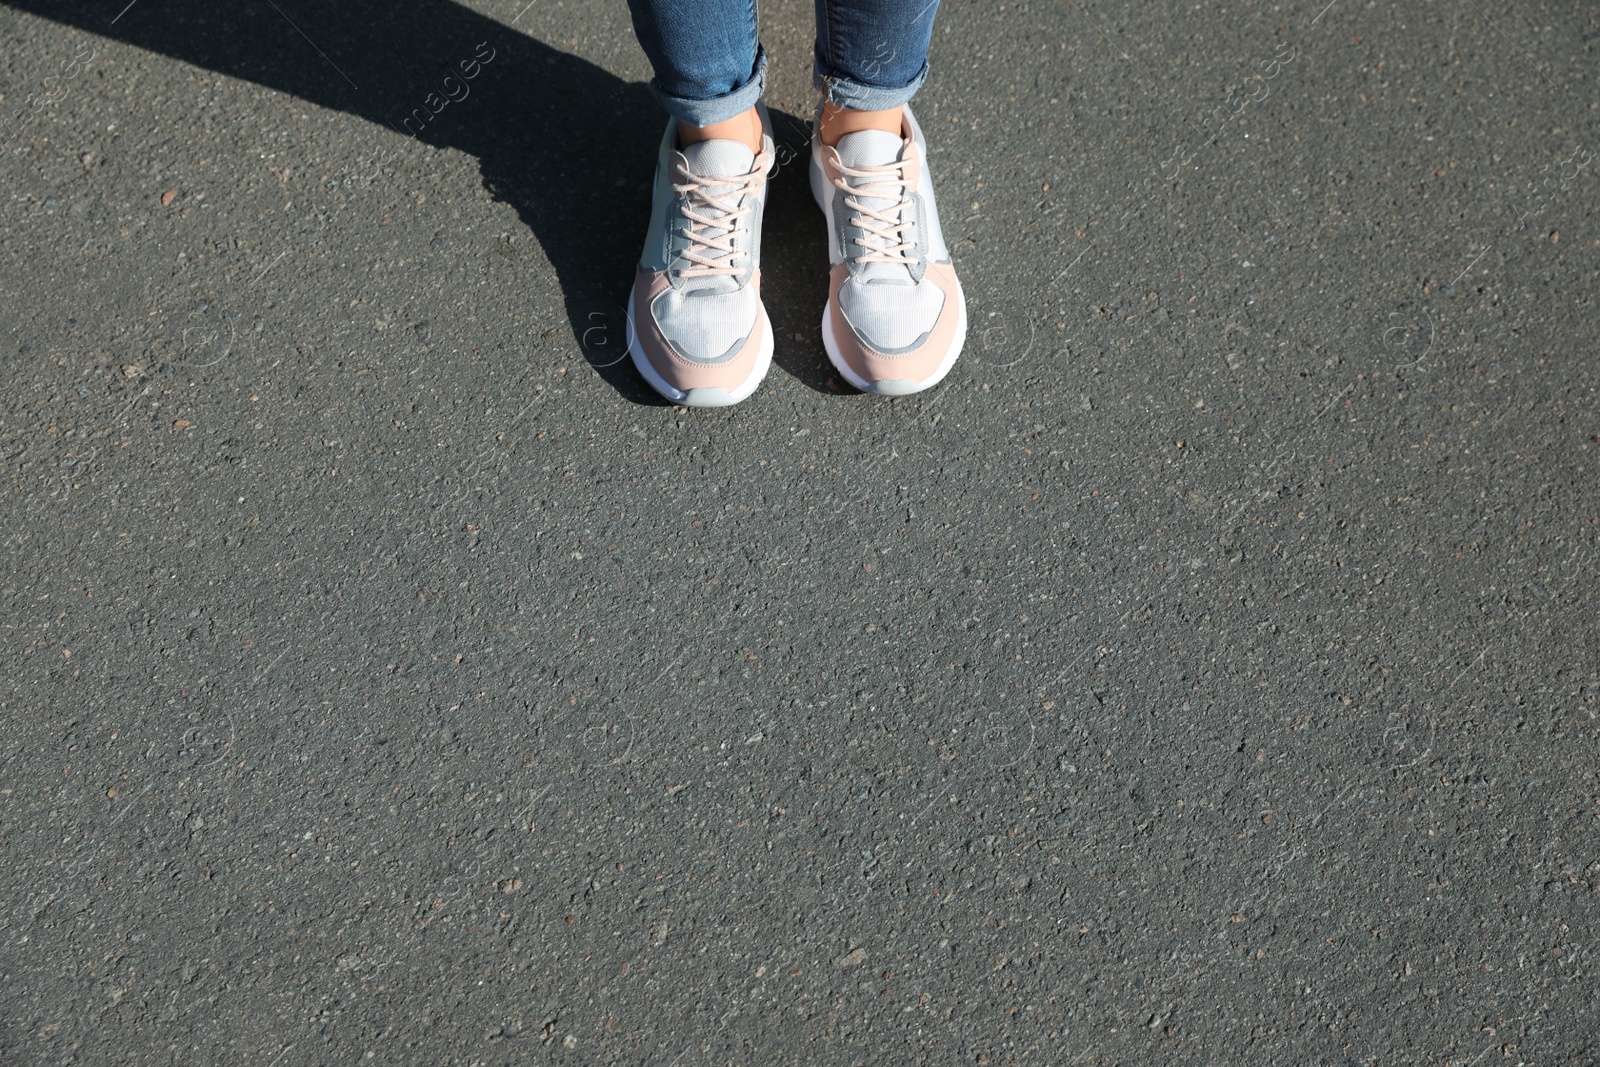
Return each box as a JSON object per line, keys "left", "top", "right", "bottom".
{"left": 2, "top": 0, "right": 1598, "bottom": 1064}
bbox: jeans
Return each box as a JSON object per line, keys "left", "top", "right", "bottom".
{"left": 624, "top": 0, "right": 942, "bottom": 126}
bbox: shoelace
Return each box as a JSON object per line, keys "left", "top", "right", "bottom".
{"left": 672, "top": 166, "right": 762, "bottom": 279}
{"left": 831, "top": 157, "right": 917, "bottom": 266}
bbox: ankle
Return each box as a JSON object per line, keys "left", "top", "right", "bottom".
{"left": 677, "top": 106, "right": 763, "bottom": 155}
{"left": 818, "top": 101, "right": 904, "bottom": 147}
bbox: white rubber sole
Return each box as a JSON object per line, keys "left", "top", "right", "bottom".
{"left": 626, "top": 289, "right": 774, "bottom": 408}
{"left": 820, "top": 286, "right": 967, "bottom": 397}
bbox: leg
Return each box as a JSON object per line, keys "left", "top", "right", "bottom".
{"left": 625, "top": 0, "right": 766, "bottom": 151}
{"left": 623, "top": 0, "right": 777, "bottom": 406}
{"left": 808, "top": 0, "right": 965, "bottom": 396}
{"left": 813, "top": 0, "right": 942, "bottom": 143}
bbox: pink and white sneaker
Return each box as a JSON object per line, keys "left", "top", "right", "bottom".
{"left": 627, "top": 109, "right": 776, "bottom": 407}
{"left": 809, "top": 105, "right": 967, "bottom": 396}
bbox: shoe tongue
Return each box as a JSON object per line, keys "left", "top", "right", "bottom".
{"left": 677, "top": 139, "right": 756, "bottom": 294}
{"left": 680, "top": 139, "right": 756, "bottom": 194}
{"left": 834, "top": 130, "right": 914, "bottom": 286}
{"left": 835, "top": 129, "right": 905, "bottom": 171}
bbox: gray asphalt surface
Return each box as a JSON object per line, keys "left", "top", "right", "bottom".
{"left": 2, "top": 0, "right": 1598, "bottom": 1064}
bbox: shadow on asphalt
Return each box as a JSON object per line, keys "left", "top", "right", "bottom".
{"left": 6, "top": 0, "right": 841, "bottom": 401}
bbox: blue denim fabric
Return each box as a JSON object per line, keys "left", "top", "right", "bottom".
{"left": 625, "top": 0, "right": 941, "bottom": 125}
{"left": 812, "top": 0, "right": 939, "bottom": 112}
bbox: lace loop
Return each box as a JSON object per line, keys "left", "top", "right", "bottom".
{"left": 831, "top": 157, "right": 917, "bottom": 266}
{"left": 672, "top": 165, "right": 762, "bottom": 279}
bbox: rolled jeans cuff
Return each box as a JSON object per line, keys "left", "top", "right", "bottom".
{"left": 654, "top": 45, "right": 768, "bottom": 128}
{"left": 813, "top": 58, "right": 929, "bottom": 112}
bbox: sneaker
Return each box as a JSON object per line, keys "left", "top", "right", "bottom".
{"left": 809, "top": 105, "right": 967, "bottom": 396}
{"left": 627, "top": 109, "right": 776, "bottom": 407}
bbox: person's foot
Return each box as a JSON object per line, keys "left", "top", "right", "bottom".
{"left": 809, "top": 104, "right": 966, "bottom": 396}
{"left": 628, "top": 109, "right": 775, "bottom": 407}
